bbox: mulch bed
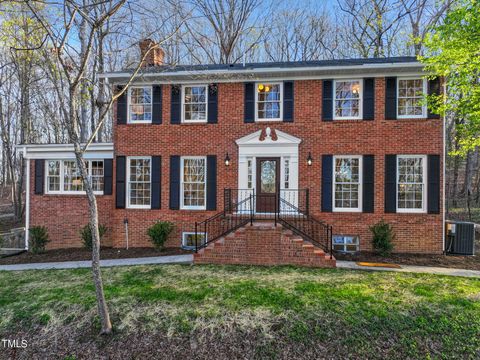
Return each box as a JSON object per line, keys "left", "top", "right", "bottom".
{"left": 334, "top": 251, "right": 480, "bottom": 271}
{"left": 0, "top": 247, "right": 192, "bottom": 265}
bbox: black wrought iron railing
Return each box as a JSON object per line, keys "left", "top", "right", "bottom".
{"left": 196, "top": 189, "right": 332, "bottom": 258}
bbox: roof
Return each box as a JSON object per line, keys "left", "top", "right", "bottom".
{"left": 101, "top": 56, "right": 424, "bottom": 83}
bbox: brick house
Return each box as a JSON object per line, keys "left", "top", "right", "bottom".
{"left": 19, "top": 41, "right": 444, "bottom": 266}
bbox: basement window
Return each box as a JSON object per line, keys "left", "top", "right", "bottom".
{"left": 333, "top": 235, "right": 359, "bottom": 253}
{"left": 182, "top": 232, "right": 207, "bottom": 249}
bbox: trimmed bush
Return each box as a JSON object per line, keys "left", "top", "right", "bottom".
{"left": 29, "top": 226, "right": 50, "bottom": 254}
{"left": 369, "top": 219, "right": 395, "bottom": 256}
{"left": 147, "top": 221, "right": 174, "bottom": 250}
{"left": 80, "top": 224, "right": 108, "bottom": 250}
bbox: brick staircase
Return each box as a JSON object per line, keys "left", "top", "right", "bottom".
{"left": 193, "top": 222, "right": 336, "bottom": 268}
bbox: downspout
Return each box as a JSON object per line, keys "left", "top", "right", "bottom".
{"left": 24, "top": 146, "right": 30, "bottom": 251}
{"left": 442, "top": 79, "right": 447, "bottom": 253}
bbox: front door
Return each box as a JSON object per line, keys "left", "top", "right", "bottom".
{"left": 256, "top": 157, "right": 280, "bottom": 213}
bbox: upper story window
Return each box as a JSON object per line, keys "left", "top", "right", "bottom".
{"left": 256, "top": 82, "right": 282, "bottom": 121}
{"left": 397, "top": 155, "right": 426, "bottom": 212}
{"left": 333, "top": 156, "right": 362, "bottom": 212}
{"left": 181, "top": 156, "right": 207, "bottom": 209}
{"left": 127, "top": 157, "right": 151, "bottom": 209}
{"left": 182, "top": 85, "right": 208, "bottom": 123}
{"left": 334, "top": 80, "right": 362, "bottom": 120}
{"left": 397, "top": 78, "right": 427, "bottom": 118}
{"left": 46, "top": 160, "right": 104, "bottom": 194}
{"left": 128, "top": 86, "right": 152, "bottom": 123}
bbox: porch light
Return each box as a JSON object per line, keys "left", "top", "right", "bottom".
{"left": 258, "top": 84, "right": 264, "bottom": 91}
{"left": 225, "top": 153, "right": 231, "bottom": 166}
{"left": 307, "top": 152, "right": 313, "bottom": 166}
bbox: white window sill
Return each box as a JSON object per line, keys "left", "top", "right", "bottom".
{"left": 256, "top": 118, "right": 282, "bottom": 122}
{"left": 180, "top": 207, "right": 207, "bottom": 211}
{"left": 45, "top": 191, "right": 104, "bottom": 195}
{"left": 182, "top": 120, "right": 208, "bottom": 124}
{"left": 127, "top": 205, "right": 152, "bottom": 209}
{"left": 333, "top": 208, "right": 362, "bottom": 213}
{"left": 333, "top": 117, "right": 362, "bottom": 121}
{"left": 396, "top": 208, "right": 427, "bottom": 214}
{"left": 126, "top": 121, "right": 152, "bottom": 124}
{"left": 396, "top": 115, "right": 427, "bottom": 119}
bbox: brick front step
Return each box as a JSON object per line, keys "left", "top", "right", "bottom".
{"left": 193, "top": 222, "right": 336, "bottom": 268}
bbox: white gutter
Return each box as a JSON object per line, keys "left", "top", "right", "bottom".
{"left": 23, "top": 146, "right": 30, "bottom": 251}
{"left": 99, "top": 61, "right": 423, "bottom": 79}
{"left": 442, "top": 81, "right": 447, "bottom": 253}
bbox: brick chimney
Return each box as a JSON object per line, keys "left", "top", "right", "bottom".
{"left": 139, "top": 38, "right": 165, "bottom": 67}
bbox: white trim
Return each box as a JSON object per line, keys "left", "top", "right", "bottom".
{"left": 396, "top": 155, "right": 427, "bottom": 213}
{"left": 181, "top": 84, "right": 208, "bottom": 123}
{"left": 15, "top": 143, "right": 113, "bottom": 160}
{"left": 182, "top": 231, "right": 207, "bottom": 249}
{"left": 333, "top": 79, "right": 363, "bottom": 120}
{"left": 255, "top": 82, "right": 283, "bottom": 122}
{"left": 396, "top": 77, "right": 427, "bottom": 119}
{"left": 44, "top": 159, "right": 105, "bottom": 195}
{"left": 332, "top": 155, "right": 363, "bottom": 212}
{"left": 25, "top": 157, "right": 30, "bottom": 250}
{"left": 126, "top": 156, "right": 152, "bottom": 209}
{"left": 180, "top": 156, "right": 207, "bottom": 210}
{"left": 127, "top": 85, "right": 153, "bottom": 124}
{"left": 332, "top": 234, "right": 360, "bottom": 253}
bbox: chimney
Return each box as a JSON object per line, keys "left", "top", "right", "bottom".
{"left": 139, "top": 38, "right": 165, "bottom": 67}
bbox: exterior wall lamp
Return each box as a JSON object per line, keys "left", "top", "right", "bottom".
{"left": 307, "top": 152, "right": 313, "bottom": 166}
{"left": 225, "top": 153, "right": 231, "bottom": 166}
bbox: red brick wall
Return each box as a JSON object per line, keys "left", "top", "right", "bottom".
{"left": 29, "top": 77, "right": 444, "bottom": 253}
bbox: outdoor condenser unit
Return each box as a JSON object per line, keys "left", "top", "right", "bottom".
{"left": 445, "top": 221, "right": 476, "bottom": 256}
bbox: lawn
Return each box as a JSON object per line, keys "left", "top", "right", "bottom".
{"left": 1, "top": 265, "right": 479, "bottom": 359}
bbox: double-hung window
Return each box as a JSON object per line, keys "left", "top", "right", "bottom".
{"left": 397, "top": 155, "right": 426, "bottom": 212}
{"left": 397, "top": 78, "right": 427, "bottom": 118}
{"left": 334, "top": 80, "right": 362, "bottom": 119}
{"left": 333, "top": 156, "right": 362, "bottom": 211}
{"left": 182, "top": 85, "right": 207, "bottom": 122}
{"left": 46, "top": 160, "right": 104, "bottom": 194}
{"left": 256, "top": 82, "right": 282, "bottom": 121}
{"left": 127, "top": 157, "right": 151, "bottom": 208}
{"left": 128, "top": 86, "right": 152, "bottom": 123}
{"left": 181, "top": 157, "right": 207, "bottom": 209}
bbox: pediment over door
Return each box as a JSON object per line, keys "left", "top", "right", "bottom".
{"left": 235, "top": 127, "right": 302, "bottom": 147}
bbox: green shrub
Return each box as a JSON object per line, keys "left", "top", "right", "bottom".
{"left": 369, "top": 219, "right": 395, "bottom": 256}
{"left": 147, "top": 221, "right": 174, "bottom": 250}
{"left": 29, "top": 226, "right": 50, "bottom": 254}
{"left": 80, "top": 224, "right": 108, "bottom": 250}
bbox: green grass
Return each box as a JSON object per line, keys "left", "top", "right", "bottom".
{"left": 1, "top": 265, "right": 480, "bottom": 358}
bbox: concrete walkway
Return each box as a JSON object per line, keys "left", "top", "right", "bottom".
{"left": 0, "top": 256, "right": 479, "bottom": 278}
{"left": 0, "top": 254, "right": 193, "bottom": 271}
{"left": 337, "top": 260, "right": 480, "bottom": 278}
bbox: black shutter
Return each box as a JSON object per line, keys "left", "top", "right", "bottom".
{"left": 206, "top": 155, "right": 217, "bottom": 211}
{"left": 103, "top": 159, "right": 113, "bottom": 195}
{"left": 322, "top": 80, "right": 333, "bottom": 121}
{"left": 385, "top": 77, "right": 397, "bottom": 120}
{"left": 321, "top": 155, "right": 333, "bottom": 212}
{"left": 385, "top": 155, "right": 397, "bottom": 213}
{"left": 428, "top": 78, "right": 441, "bottom": 119}
{"left": 363, "top": 78, "right": 375, "bottom": 120}
{"left": 428, "top": 154, "right": 440, "bottom": 214}
{"left": 283, "top": 81, "right": 294, "bottom": 122}
{"left": 117, "top": 85, "right": 127, "bottom": 125}
{"left": 363, "top": 155, "right": 374, "bottom": 213}
{"left": 151, "top": 156, "right": 161, "bottom": 209}
{"left": 34, "top": 159, "right": 44, "bottom": 195}
{"left": 171, "top": 85, "right": 181, "bottom": 124}
{"left": 169, "top": 155, "right": 180, "bottom": 210}
{"left": 115, "top": 156, "right": 126, "bottom": 209}
{"left": 244, "top": 82, "right": 255, "bottom": 123}
{"left": 207, "top": 84, "right": 218, "bottom": 124}
{"left": 152, "top": 85, "right": 162, "bottom": 124}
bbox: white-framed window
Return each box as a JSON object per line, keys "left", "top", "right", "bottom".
{"left": 182, "top": 232, "right": 207, "bottom": 249}
{"left": 333, "top": 156, "right": 362, "bottom": 212}
{"left": 333, "top": 79, "right": 362, "bottom": 120}
{"left": 181, "top": 156, "right": 207, "bottom": 210}
{"left": 128, "top": 86, "right": 152, "bottom": 123}
{"left": 247, "top": 159, "right": 253, "bottom": 189}
{"left": 397, "top": 78, "right": 427, "bottom": 118}
{"left": 333, "top": 235, "right": 359, "bottom": 252}
{"left": 45, "top": 160, "right": 104, "bottom": 195}
{"left": 182, "top": 85, "right": 208, "bottom": 123}
{"left": 284, "top": 158, "right": 290, "bottom": 189}
{"left": 127, "top": 157, "right": 151, "bottom": 209}
{"left": 397, "top": 155, "right": 426, "bottom": 213}
{"left": 255, "top": 82, "right": 283, "bottom": 121}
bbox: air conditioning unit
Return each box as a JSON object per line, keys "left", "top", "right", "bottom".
{"left": 445, "top": 221, "right": 475, "bottom": 256}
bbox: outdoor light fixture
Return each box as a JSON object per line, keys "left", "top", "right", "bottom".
{"left": 307, "top": 152, "right": 313, "bottom": 166}
{"left": 225, "top": 153, "right": 231, "bottom": 166}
